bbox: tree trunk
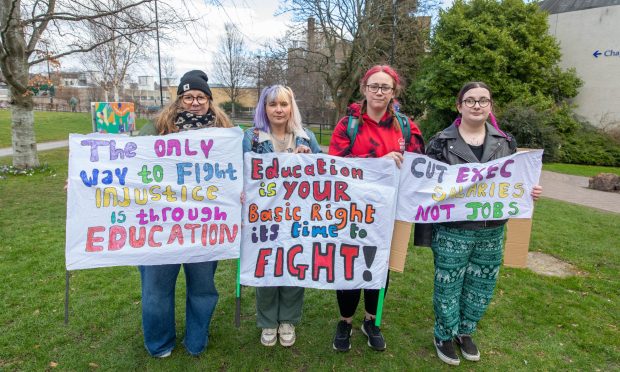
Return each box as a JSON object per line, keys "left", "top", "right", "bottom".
{"left": 11, "top": 102, "right": 39, "bottom": 168}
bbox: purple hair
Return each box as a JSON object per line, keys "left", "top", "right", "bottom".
{"left": 454, "top": 82, "right": 507, "bottom": 138}
{"left": 253, "top": 85, "right": 303, "bottom": 133}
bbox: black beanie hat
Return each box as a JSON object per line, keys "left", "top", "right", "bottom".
{"left": 177, "top": 70, "right": 212, "bottom": 98}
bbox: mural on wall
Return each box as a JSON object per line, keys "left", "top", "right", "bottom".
{"left": 91, "top": 102, "right": 136, "bottom": 134}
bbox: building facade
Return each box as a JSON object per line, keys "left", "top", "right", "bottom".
{"left": 540, "top": 0, "right": 620, "bottom": 129}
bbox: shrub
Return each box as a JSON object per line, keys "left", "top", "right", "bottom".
{"left": 558, "top": 123, "right": 620, "bottom": 166}
{"left": 498, "top": 104, "right": 561, "bottom": 162}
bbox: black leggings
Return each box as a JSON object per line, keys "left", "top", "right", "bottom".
{"left": 336, "top": 272, "right": 390, "bottom": 318}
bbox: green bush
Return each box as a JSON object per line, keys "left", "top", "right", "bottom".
{"left": 499, "top": 104, "right": 561, "bottom": 162}
{"left": 219, "top": 101, "right": 249, "bottom": 114}
{"left": 499, "top": 104, "right": 620, "bottom": 166}
{"left": 558, "top": 123, "right": 620, "bottom": 166}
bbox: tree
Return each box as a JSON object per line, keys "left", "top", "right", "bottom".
{"left": 160, "top": 54, "right": 177, "bottom": 87}
{"left": 212, "top": 23, "right": 253, "bottom": 117}
{"left": 280, "top": 0, "right": 437, "bottom": 122}
{"left": 0, "top": 0, "right": 187, "bottom": 168}
{"left": 82, "top": 6, "right": 150, "bottom": 102}
{"left": 410, "top": 0, "right": 582, "bottom": 130}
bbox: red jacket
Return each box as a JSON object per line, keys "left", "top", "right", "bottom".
{"left": 328, "top": 103, "right": 424, "bottom": 157}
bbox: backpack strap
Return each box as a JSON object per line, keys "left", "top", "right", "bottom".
{"left": 345, "top": 115, "right": 359, "bottom": 154}
{"left": 251, "top": 128, "right": 260, "bottom": 152}
{"left": 394, "top": 112, "right": 411, "bottom": 145}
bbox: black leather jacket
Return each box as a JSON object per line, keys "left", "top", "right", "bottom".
{"left": 425, "top": 122, "right": 517, "bottom": 230}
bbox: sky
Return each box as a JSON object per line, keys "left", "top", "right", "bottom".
{"left": 168, "top": 0, "right": 292, "bottom": 80}
{"left": 45, "top": 0, "right": 455, "bottom": 85}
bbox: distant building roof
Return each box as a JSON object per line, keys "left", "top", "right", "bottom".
{"left": 539, "top": 0, "right": 620, "bottom": 14}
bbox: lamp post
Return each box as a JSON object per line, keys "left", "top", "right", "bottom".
{"left": 257, "top": 54, "right": 261, "bottom": 98}
{"left": 155, "top": 0, "right": 164, "bottom": 107}
{"left": 390, "top": 0, "right": 396, "bottom": 65}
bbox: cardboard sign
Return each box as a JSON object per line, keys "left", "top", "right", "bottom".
{"left": 396, "top": 151, "right": 543, "bottom": 223}
{"left": 240, "top": 153, "right": 399, "bottom": 289}
{"left": 65, "top": 128, "right": 243, "bottom": 270}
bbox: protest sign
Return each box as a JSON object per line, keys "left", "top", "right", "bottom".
{"left": 396, "top": 150, "right": 543, "bottom": 223}
{"left": 65, "top": 128, "right": 243, "bottom": 270}
{"left": 240, "top": 153, "right": 399, "bottom": 290}
{"left": 91, "top": 102, "right": 136, "bottom": 133}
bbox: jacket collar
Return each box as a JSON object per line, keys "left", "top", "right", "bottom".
{"left": 439, "top": 122, "right": 507, "bottom": 163}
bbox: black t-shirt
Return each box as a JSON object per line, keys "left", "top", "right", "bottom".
{"left": 469, "top": 144, "right": 484, "bottom": 161}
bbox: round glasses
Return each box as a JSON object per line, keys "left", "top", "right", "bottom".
{"left": 181, "top": 95, "right": 209, "bottom": 105}
{"left": 461, "top": 97, "right": 491, "bottom": 108}
{"left": 365, "top": 84, "right": 394, "bottom": 94}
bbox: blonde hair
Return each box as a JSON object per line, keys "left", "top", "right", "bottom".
{"left": 154, "top": 97, "right": 233, "bottom": 135}
{"left": 253, "top": 85, "right": 304, "bottom": 135}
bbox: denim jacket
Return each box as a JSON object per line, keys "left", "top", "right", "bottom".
{"left": 242, "top": 127, "right": 323, "bottom": 154}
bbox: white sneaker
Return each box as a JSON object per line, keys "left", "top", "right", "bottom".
{"left": 261, "top": 328, "right": 278, "bottom": 346}
{"left": 278, "top": 323, "right": 296, "bottom": 347}
{"left": 156, "top": 350, "right": 172, "bottom": 358}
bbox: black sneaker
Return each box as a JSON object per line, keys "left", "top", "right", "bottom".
{"left": 361, "top": 319, "right": 386, "bottom": 351}
{"left": 332, "top": 320, "right": 352, "bottom": 351}
{"left": 434, "top": 337, "right": 460, "bottom": 365}
{"left": 455, "top": 334, "right": 480, "bottom": 361}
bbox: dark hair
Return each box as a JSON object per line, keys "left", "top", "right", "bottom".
{"left": 457, "top": 81, "right": 492, "bottom": 104}
{"left": 454, "top": 81, "right": 507, "bottom": 138}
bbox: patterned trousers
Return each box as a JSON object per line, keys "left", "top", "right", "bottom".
{"left": 431, "top": 224, "right": 504, "bottom": 341}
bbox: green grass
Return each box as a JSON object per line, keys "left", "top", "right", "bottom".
{"left": 1, "top": 149, "right": 618, "bottom": 370}
{"left": 0, "top": 110, "right": 151, "bottom": 147}
{"left": 543, "top": 163, "right": 620, "bottom": 177}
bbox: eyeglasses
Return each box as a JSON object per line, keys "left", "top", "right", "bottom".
{"left": 462, "top": 97, "right": 491, "bottom": 108}
{"left": 181, "top": 95, "right": 209, "bottom": 105}
{"left": 365, "top": 84, "right": 394, "bottom": 94}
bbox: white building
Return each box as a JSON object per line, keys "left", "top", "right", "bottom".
{"left": 540, "top": 0, "right": 620, "bottom": 129}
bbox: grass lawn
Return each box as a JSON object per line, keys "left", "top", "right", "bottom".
{"left": 0, "top": 149, "right": 618, "bottom": 370}
{"left": 1, "top": 110, "right": 333, "bottom": 149}
{"left": 0, "top": 110, "right": 151, "bottom": 148}
{"left": 543, "top": 163, "right": 620, "bottom": 177}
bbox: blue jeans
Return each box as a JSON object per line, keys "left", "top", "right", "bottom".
{"left": 139, "top": 261, "right": 219, "bottom": 356}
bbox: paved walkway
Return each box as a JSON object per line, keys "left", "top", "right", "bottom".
{"left": 539, "top": 170, "right": 620, "bottom": 214}
{"left": 0, "top": 140, "right": 69, "bottom": 157}
{"left": 1, "top": 141, "right": 619, "bottom": 214}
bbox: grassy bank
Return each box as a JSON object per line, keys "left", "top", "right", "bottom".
{"left": 0, "top": 149, "right": 618, "bottom": 370}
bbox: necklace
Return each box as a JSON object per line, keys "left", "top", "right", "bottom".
{"left": 274, "top": 132, "right": 289, "bottom": 144}
{"left": 458, "top": 128, "right": 485, "bottom": 146}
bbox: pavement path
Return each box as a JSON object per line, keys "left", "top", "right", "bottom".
{"left": 539, "top": 170, "right": 620, "bottom": 214}
{"left": 1, "top": 141, "right": 619, "bottom": 214}
{"left": 0, "top": 140, "right": 68, "bottom": 157}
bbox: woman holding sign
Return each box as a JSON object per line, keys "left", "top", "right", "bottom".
{"left": 138, "top": 70, "right": 232, "bottom": 357}
{"left": 426, "top": 82, "right": 542, "bottom": 365}
{"left": 328, "top": 65, "right": 424, "bottom": 352}
{"left": 242, "top": 85, "right": 321, "bottom": 347}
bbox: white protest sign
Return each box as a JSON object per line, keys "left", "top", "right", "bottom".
{"left": 396, "top": 150, "right": 543, "bottom": 223}
{"left": 66, "top": 128, "right": 243, "bottom": 270}
{"left": 240, "top": 153, "right": 398, "bottom": 290}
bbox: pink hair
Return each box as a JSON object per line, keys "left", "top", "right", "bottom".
{"left": 360, "top": 65, "right": 401, "bottom": 88}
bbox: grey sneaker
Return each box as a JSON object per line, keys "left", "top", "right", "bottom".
{"left": 332, "top": 320, "right": 352, "bottom": 351}
{"left": 455, "top": 334, "right": 480, "bottom": 361}
{"left": 278, "top": 323, "right": 296, "bottom": 347}
{"left": 361, "top": 319, "right": 386, "bottom": 351}
{"left": 261, "top": 328, "right": 277, "bottom": 346}
{"left": 434, "top": 337, "right": 460, "bottom": 365}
